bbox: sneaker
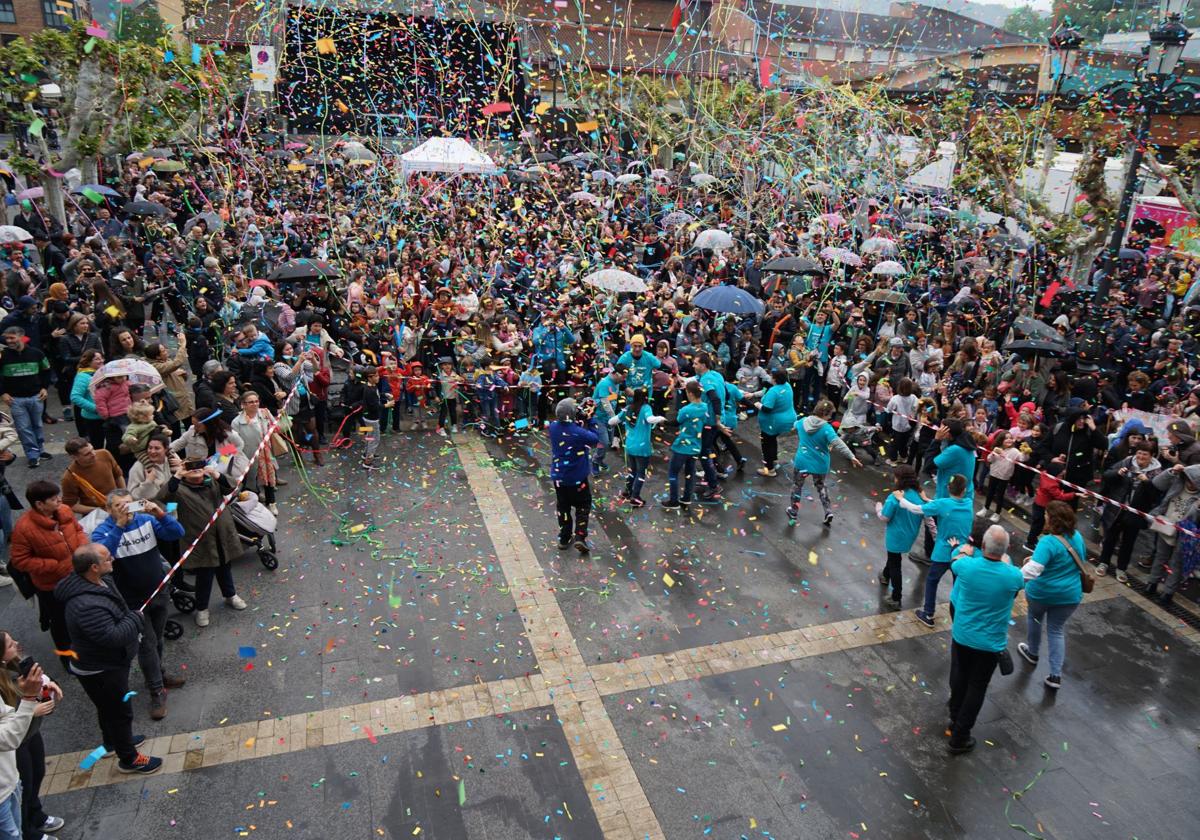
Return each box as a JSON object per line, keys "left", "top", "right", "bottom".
{"left": 39, "top": 815, "right": 65, "bottom": 833}
{"left": 117, "top": 753, "right": 163, "bottom": 774}
{"left": 699, "top": 491, "right": 723, "bottom": 502}
{"left": 1093, "top": 563, "right": 1109, "bottom": 577}
{"left": 1017, "top": 642, "right": 1039, "bottom": 665}
{"left": 885, "top": 596, "right": 902, "bottom": 610}
{"left": 437, "top": 428, "right": 448, "bottom": 437}
{"left": 617, "top": 489, "right": 630, "bottom": 500}
{"left": 267, "top": 503, "right": 279, "bottom": 515}
{"left": 150, "top": 690, "right": 167, "bottom": 721}
{"left": 557, "top": 540, "right": 571, "bottom": 550}
{"left": 27, "top": 460, "right": 38, "bottom": 469}
{"left": 1136, "top": 559, "right": 1153, "bottom": 570}
{"left": 989, "top": 512, "right": 1000, "bottom": 523}
{"left": 737, "top": 458, "right": 748, "bottom": 473}
{"left": 1144, "top": 582, "right": 1158, "bottom": 598}
{"left": 661, "top": 500, "right": 682, "bottom": 510}
{"left": 757, "top": 467, "right": 777, "bottom": 477}
{"left": 977, "top": 507, "right": 988, "bottom": 517}
{"left": 679, "top": 500, "right": 692, "bottom": 511}
{"left": 1115, "top": 569, "right": 1129, "bottom": 584}
{"left": 630, "top": 497, "right": 645, "bottom": 508}
{"left": 573, "top": 539, "right": 590, "bottom": 554}
{"left": 720, "top": 467, "right": 736, "bottom": 480}
{"left": 915, "top": 610, "right": 935, "bottom": 629}
{"left": 39, "top": 452, "right": 52, "bottom": 461}
{"left": 1155, "top": 592, "right": 1174, "bottom": 607}
{"left": 451, "top": 425, "right": 459, "bottom": 434}
{"left": 1044, "top": 674, "right": 1062, "bottom": 691}
{"left": 878, "top": 572, "right": 889, "bottom": 586}
{"left": 946, "top": 737, "right": 976, "bottom": 755}
{"left": 103, "top": 735, "right": 146, "bottom": 758}
{"left": 822, "top": 513, "right": 834, "bottom": 528}
{"left": 195, "top": 609, "right": 210, "bottom": 627}
{"left": 0, "top": 575, "right": 11, "bottom": 588}
{"left": 226, "top": 595, "right": 247, "bottom": 610}
{"left": 162, "top": 674, "right": 187, "bottom": 689}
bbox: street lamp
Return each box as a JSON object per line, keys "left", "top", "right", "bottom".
{"left": 952, "top": 49, "right": 990, "bottom": 180}
{"left": 936, "top": 68, "right": 957, "bottom": 92}
{"left": 1047, "top": 25, "right": 1084, "bottom": 95}
{"left": 547, "top": 56, "right": 559, "bottom": 108}
{"left": 969, "top": 47, "right": 985, "bottom": 71}
{"left": 987, "top": 70, "right": 1013, "bottom": 94}
{"left": 1097, "top": 9, "right": 1191, "bottom": 301}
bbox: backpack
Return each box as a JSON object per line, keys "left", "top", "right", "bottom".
{"left": 3, "top": 562, "right": 36, "bottom": 600}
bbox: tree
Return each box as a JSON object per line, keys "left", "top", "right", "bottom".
{"left": 0, "top": 22, "right": 244, "bottom": 223}
{"left": 1005, "top": 6, "right": 1052, "bottom": 41}
{"left": 116, "top": 4, "right": 168, "bottom": 46}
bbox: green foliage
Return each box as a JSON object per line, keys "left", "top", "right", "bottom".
{"left": 1004, "top": 6, "right": 1052, "bottom": 41}
{"left": 116, "top": 5, "right": 168, "bottom": 46}
{"left": 1053, "top": 0, "right": 1200, "bottom": 43}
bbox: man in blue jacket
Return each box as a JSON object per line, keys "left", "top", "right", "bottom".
{"left": 548, "top": 398, "right": 599, "bottom": 553}
{"left": 92, "top": 489, "right": 187, "bottom": 720}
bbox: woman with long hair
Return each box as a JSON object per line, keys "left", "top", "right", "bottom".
{"left": 1018, "top": 501, "right": 1087, "bottom": 691}
{"left": 69, "top": 349, "right": 105, "bottom": 447}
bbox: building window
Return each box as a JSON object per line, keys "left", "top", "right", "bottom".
{"left": 813, "top": 45, "right": 837, "bottom": 61}
{"left": 0, "top": 1, "right": 15, "bottom": 25}
{"left": 843, "top": 46, "right": 865, "bottom": 62}
{"left": 42, "top": 0, "right": 69, "bottom": 29}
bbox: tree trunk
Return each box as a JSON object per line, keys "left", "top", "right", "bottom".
{"left": 39, "top": 173, "right": 67, "bottom": 226}
{"left": 81, "top": 157, "right": 98, "bottom": 183}
{"left": 1069, "top": 242, "right": 1103, "bottom": 284}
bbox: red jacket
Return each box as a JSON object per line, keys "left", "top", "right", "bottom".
{"left": 10, "top": 505, "right": 89, "bottom": 592}
{"left": 1033, "top": 471, "right": 1076, "bottom": 508}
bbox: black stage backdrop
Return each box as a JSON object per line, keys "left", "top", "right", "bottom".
{"left": 282, "top": 6, "right": 528, "bottom": 138}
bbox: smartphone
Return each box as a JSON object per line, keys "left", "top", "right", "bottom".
{"left": 126, "top": 500, "right": 145, "bottom": 514}
{"left": 183, "top": 459, "right": 206, "bottom": 471}
{"left": 166, "top": 502, "right": 177, "bottom": 515}
{"left": 17, "top": 656, "right": 33, "bottom": 678}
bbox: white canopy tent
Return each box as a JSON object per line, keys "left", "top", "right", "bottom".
{"left": 399, "top": 137, "right": 499, "bottom": 175}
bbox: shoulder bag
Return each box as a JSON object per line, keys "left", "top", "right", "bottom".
{"left": 1055, "top": 535, "right": 1094, "bottom": 594}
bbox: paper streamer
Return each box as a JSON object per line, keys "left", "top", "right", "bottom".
{"left": 79, "top": 746, "right": 107, "bottom": 771}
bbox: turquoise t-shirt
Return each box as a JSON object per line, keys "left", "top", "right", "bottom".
{"left": 721, "top": 382, "right": 742, "bottom": 430}
{"left": 592, "top": 374, "right": 621, "bottom": 419}
{"left": 699, "top": 370, "right": 725, "bottom": 425}
{"left": 920, "top": 495, "right": 975, "bottom": 564}
{"left": 619, "top": 404, "right": 654, "bottom": 458}
{"left": 758, "top": 383, "right": 796, "bottom": 436}
{"left": 949, "top": 554, "right": 1025, "bottom": 652}
{"left": 882, "top": 489, "right": 924, "bottom": 553}
{"left": 672, "top": 402, "right": 707, "bottom": 455}
{"left": 934, "top": 443, "right": 977, "bottom": 499}
{"left": 616, "top": 350, "right": 661, "bottom": 392}
{"left": 1025, "top": 531, "right": 1086, "bottom": 606}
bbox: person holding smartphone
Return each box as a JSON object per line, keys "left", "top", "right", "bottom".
{"left": 0, "top": 651, "right": 51, "bottom": 839}
{"left": 0, "top": 632, "right": 64, "bottom": 839}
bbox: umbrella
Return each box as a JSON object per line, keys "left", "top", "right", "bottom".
{"left": 591, "top": 170, "right": 616, "bottom": 184}
{"left": 89, "top": 359, "right": 162, "bottom": 393}
{"left": 987, "top": 233, "right": 1029, "bottom": 250}
{"left": 264, "top": 150, "right": 292, "bottom": 160}
{"left": 582, "top": 268, "right": 648, "bottom": 293}
{"left": 650, "top": 168, "right": 672, "bottom": 181}
{"left": 532, "top": 151, "right": 558, "bottom": 163}
{"left": 762, "top": 256, "right": 824, "bottom": 275}
{"left": 125, "top": 200, "right": 169, "bottom": 218}
{"left": 300, "top": 156, "right": 328, "bottom": 166}
{"left": 522, "top": 165, "right": 549, "bottom": 175}
{"left": 694, "top": 285, "right": 765, "bottom": 315}
{"left": 268, "top": 258, "right": 341, "bottom": 282}
{"left": 871, "top": 260, "right": 907, "bottom": 276}
{"left": 803, "top": 182, "right": 833, "bottom": 196}
{"left": 817, "top": 213, "right": 845, "bottom": 228}
{"left": 903, "top": 222, "right": 937, "bottom": 233}
{"left": 183, "top": 211, "right": 222, "bottom": 233}
{"left": 71, "top": 184, "right": 122, "bottom": 197}
{"left": 819, "top": 246, "right": 862, "bottom": 266}
{"left": 569, "top": 191, "right": 602, "bottom": 206}
{"left": 690, "top": 173, "right": 718, "bottom": 187}
{"left": 693, "top": 228, "right": 734, "bottom": 250}
{"left": 861, "top": 289, "right": 911, "bottom": 306}
{"left": 1003, "top": 339, "right": 1071, "bottom": 356}
{"left": 860, "top": 237, "right": 897, "bottom": 255}
{"left": 16, "top": 187, "right": 43, "bottom": 200}
{"left": 0, "top": 225, "right": 32, "bottom": 243}
{"left": 615, "top": 173, "right": 642, "bottom": 184}
{"left": 248, "top": 279, "right": 277, "bottom": 291}
{"left": 1011, "top": 316, "right": 1066, "bottom": 343}
{"left": 1118, "top": 247, "right": 1145, "bottom": 261}
{"left": 660, "top": 210, "right": 696, "bottom": 228}
{"left": 151, "top": 159, "right": 186, "bottom": 173}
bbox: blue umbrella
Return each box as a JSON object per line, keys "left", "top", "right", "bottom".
{"left": 693, "top": 285, "right": 764, "bottom": 315}
{"left": 71, "top": 184, "right": 122, "bottom": 197}
{"left": 1118, "top": 247, "right": 1145, "bottom": 261}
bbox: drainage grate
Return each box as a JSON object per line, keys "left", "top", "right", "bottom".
{"left": 1124, "top": 577, "right": 1200, "bottom": 631}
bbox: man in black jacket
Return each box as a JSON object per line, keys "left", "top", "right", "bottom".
{"left": 54, "top": 544, "right": 163, "bottom": 774}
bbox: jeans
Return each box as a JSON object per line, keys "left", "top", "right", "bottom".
{"left": 0, "top": 786, "right": 20, "bottom": 840}
{"left": 1024, "top": 599, "right": 1078, "bottom": 677}
{"left": 8, "top": 396, "right": 43, "bottom": 463}
{"left": 948, "top": 640, "right": 999, "bottom": 744}
{"left": 921, "top": 561, "right": 952, "bottom": 615}
{"left": 1148, "top": 535, "right": 1185, "bottom": 595}
{"left": 77, "top": 667, "right": 137, "bottom": 764}
{"left": 16, "top": 733, "right": 46, "bottom": 840}
{"left": 592, "top": 419, "right": 611, "bottom": 469}
{"left": 667, "top": 453, "right": 696, "bottom": 503}
{"left": 194, "top": 564, "right": 237, "bottom": 610}
{"left": 624, "top": 455, "right": 649, "bottom": 501}
{"left": 554, "top": 481, "right": 591, "bottom": 544}
{"left": 0, "top": 495, "right": 12, "bottom": 555}
{"left": 137, "top": 593, "right": 169, "bottom": 693}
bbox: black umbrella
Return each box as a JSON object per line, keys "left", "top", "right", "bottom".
{"left": 1011, "top": 316, "right": 1065, "bottom": 343}
{"left": 265, "top": 150, "right": 292, "bottom": 160}
{"left": 988, "top": 233, "right": 1030, "bottom": 251}
{"left": 532, "top": 151, "right": 558, "bottom": 163}
{"left": 267, "top": 259, "right": 341, "bottom": 282}
{"left": 124, "top": 200, "right": 169, "bottom": 218}
{"left": 1118, "top": 247, "right": 1145, "bottom": 261}
{"left": 762, "top": 256, "right": 825, "bottom": 275}
{"left": 1003, "top": 339, "right": 1071, "bottom": 356}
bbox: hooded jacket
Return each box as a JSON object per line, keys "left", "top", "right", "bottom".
{"left": 54, "top": 572, "right": 142, "bottom": 672}
{"left": 9, "top": 504, "right": 88, "bottom": 592}
{"left": 792, "top": 415, "right": 854, "bottom": 474}
{"left": 1050, "top": 411, "right": 1107, "bottom": 486}
{"left": 1101, "top": 455, "right": 1163, "bottom": 529}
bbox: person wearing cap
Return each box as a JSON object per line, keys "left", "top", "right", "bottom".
{"left": 872, "top": 336, "right": 913, "bottom": 384}
{"left": 548, "top": 398, "right": 599, "bottom": 553}
{"left": 0, "top": 327, "right": 50, "bottom": 469}
{"left": 0, "top": 297, "right": 42, "bottom": 352}
{"left": 590, "top": 364, "right": 627, "bottom": 473}
{"left": 1162, "top": 419, "right": 1200, "bottom": 467}
{"left": 1144, "top": 463, "right": 1200, "bottom": 605}
{"left": 616, "top": 335, "right": 661, "bottom": 394}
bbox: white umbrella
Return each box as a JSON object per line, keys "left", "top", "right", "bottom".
{"left": 0, "top": 226, "right": 32, "bottom": 244}
{"left": 650, "top": 168, "right": 672, "bottom": 181}
{"left": 690, "top": 173, "right": 718, "bottom": 187}
{"left": 693, "top": 228, "right": 734, "bottom": 250}
{"left": 860, "top": 237, "right": 898, "bottom": 255}
{"left": 615, "top": 173, "right": 642, "bottom": 184}
{"left": 89, "top": 359, "right": 163, "bottom": 393}
{"left": 582, "top": 268, "right": 648, "bottom": 293}
{"left": 660, "top": 210, "right": 696, "bottom": 228}
{"left": 569, "top": 191, "right": 602, "bottom": 206}
{"left": 871, "top": 260, "right": 907, "bottom": 277}
{"left": 591, "top": 170, "right": 616, "bottom": 184}
{"left": 820, "top": 246, "right": 862, "bottom": 266}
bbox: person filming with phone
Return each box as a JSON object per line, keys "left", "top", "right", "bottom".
{"left": 0, "top": 647, "right": 55, "bottom": 839}
{"left": 91, "top": 490, "right": 186, "bottom": 721}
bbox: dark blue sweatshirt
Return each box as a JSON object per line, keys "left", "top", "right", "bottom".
{"left": 549, "top": 420, "right": 599, "bottom": 485}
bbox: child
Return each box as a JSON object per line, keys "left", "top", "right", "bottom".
{"left": 435, "top": 357, "right": 462, "bottom": 436}
{"left": 404, "top": 360, "right": 433, "bottom": 431}
{"left": 518, "top": 362, "right": 542, "bottom": 422}
{"left": 494, "top": 359, "right": 518, "bottom": 425}
{"left": 610, "top": 388, "right": 664, "bottom": 507}
{"left": 876, "top": 465, "right": 924, "bottom": 609}
{"left": 460, "top": 356, "right": 479, "bottom": 425}
{"left": 121, "top": 400, "right": 168, "bottom": 467}
{"left": 360, "top": 367, "right": 386, "bottom": 469}
{"left": 1024, "top": 456, "right": 1076, "bottom": 550}
{"left": 825, "top": 342, "right": 849, "bottom": 406}
{"left": 885, "top": 377, "right": 918, "bottom": 463}
{"left": 473, "top": 355, "right": 499, "bottom": 434}
{"left": 378, "top": 353, "right": 405, "bottom": 433}
{"left": 982, "top": 431, "right": 1026, "bottom": 520}
{"left": 910, "top": 397, "right": 938, "bottom": 475}
{"left": 663, "top": 380, "right": 707, "bottom": 510}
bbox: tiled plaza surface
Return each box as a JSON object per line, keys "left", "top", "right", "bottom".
{"left": 1, "top": 421, "right": 1197, "bottom": 839}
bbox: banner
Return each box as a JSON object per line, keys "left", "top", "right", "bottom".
{"left": 249, "top": 45, "right": 277, "bottom": 93}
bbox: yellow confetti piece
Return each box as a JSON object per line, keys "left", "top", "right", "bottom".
{"left": 808, "top": 551, "right": 819, "bottom": 565}
{"left": 750, "top": 818, "right": 758, "bottom": 828}
{"left": 316, "top": 37, "right": 336, "bottom": 55}
{"left": 244, "top": 737, "right": 255, "bottom": 749}
{"left": 771, "top": 723, "right": 787, "bottom": 731}
{"left": 662, "top": 572, "right": 675, "bottom": 587}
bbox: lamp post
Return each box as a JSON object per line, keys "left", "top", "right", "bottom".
{"left": 1048, "top": 25, "right": 1084, "bottom": 97}
{"left": 952, "top": 48, "right": 990, "bottom": 179}
{"left": 1096, "top": 5, "right": 1190, "bottom": 302}
{"left": 547, "top": 56, "right": 559, "bottom": 108}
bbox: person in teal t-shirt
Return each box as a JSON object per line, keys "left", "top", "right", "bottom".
{"left": 943, "top": 523, "right": 1024, "bottom": 753}
{"left": 610, "top": 388, "right": 665, "bottom": 507}
{"left": 664, "top": 381, "right": 706, "bottom": 508}
{"left": 1017, "top": 500, "right": 1086, "bottom": 692}
{"left": 589, "top": 364, "right": 627, "bottom": 473}
{"left": 895, "top": 473, "right": 974, "bottom": 627}
{"left": 755, "top": 368, "right": 796, "bottom": 476}
{"left": 876, "top": 464, "right": 923, "bottom": 608}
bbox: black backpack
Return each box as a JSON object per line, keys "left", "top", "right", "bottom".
{"left": 3, "top": 562, "right": 37, "bottom": 600}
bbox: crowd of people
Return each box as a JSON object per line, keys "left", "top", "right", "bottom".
{"left": 0, "top": 133, "right": 1194, "bottom": 833}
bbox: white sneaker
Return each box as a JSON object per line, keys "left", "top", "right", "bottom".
{"left": 451, "top": 425, "right": 459, "bottom": 434}
{"left": 1116, "top": 570, "right": 1129, "bottom": 583}
{"left": 0, "top": 574, "right": 12, "bottom": 588}
{"left": 1094, "top": 563, "right": 1109, "bottom": 577}
{"left": 976, "top": 507, "right": 987, "bottom": 517}
{"left": 989, "top": 512, "right": 1000, "bottom": 522}
{"left": 226, "top": 595, "right": 248, "bottom": 610}
{"left": 267, "top": 503, "right": 279, "bottom": 515}
{"left": 194, "top": 609, "right": 210, "bottom": 627}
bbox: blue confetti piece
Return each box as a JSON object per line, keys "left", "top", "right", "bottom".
{"left": 122, "top": 691, "right": 137, "bottom": 702}
{"left": 80, "top": 746, "right": 107, "bottom": 770}
{"left": 191, "top": 43, "right": 201, "bottom": 65}
{"left": 238, "top": 646, "right": 257, "bottom": 658}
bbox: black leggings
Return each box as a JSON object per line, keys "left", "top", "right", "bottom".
{"left": 882, "top": 551, "right": 903, "bottom": 600}
{"left": 983, "top": 477, "right": 1010, "bottom": 512}
{"left": 439, "top": 398, "right": 459, "bottom": 429}
{"left": 761, "top": 432, "right": 779, "bottom": 469}
{"left": 16, "top": 731, "right": 48, "bottom": 839}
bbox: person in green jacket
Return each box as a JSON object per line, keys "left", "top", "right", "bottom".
{"left": 1017, "top": 501, "right": 1086, "bottom": 691}
{"left": 70, "top": 348, "right": 105, "bottom": 450}
{"left": 610, "top": 389, "right": 665, "bottom": 508}
{"left": 755, "top": 369, "right": 795, "bottom": 477}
